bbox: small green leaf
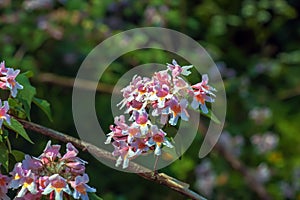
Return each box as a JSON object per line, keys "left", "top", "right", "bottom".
{"left": 11, "top": 150, "right": 25, "bottom": 162}
{"left": 22, "top": 70, "right": 34, "bottom": 78}
{"left": 8, "top": 153, "right": 17, "bottom": 172}
{"left": 16, "top": 73, "right": 37, "bottom": 120}
{"left": 8, "top": 98, "right": 27, "bottom": 119}
{"left": 88, "top": 193, "right": 103, "bottom": 200}
{"left": 32, "top": 97, "right": 53, "bottom": 122}
{"left": 202, "top": 110, "right": 221, "bottom": 124}
{"left": 4, "top": 118, "right": 34, "bottom": 144}
{"left": 0, "top": 142, "right": 9, "bottom": 172}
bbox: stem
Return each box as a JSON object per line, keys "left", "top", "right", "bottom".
{"left": 153, "top": 155, "right": 159, "bottom": 174}
{"left": 6, "top": 138, "right": 12, "bottom": 153}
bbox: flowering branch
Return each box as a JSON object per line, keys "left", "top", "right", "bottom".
{"left": 19, "top": 119, "right": 207, "bottom": 200}
{"left": 35, "top": 66, "right": 273, "bottom": 199}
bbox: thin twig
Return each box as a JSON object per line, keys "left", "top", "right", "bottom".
{"left": 19, "top": 119, "right": 206, "bottom": 200}
{"left": 214, "top": 143, "right": 271, "bottom": 200}
{"left": 199, "top": 122, "right": 272, "bottom": 200}
{"left": 37, "top": 73, "right": 117, "bottom": 94}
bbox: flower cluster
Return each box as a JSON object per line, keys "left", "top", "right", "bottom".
{"left": 0, "top": 61, "right": 23, "bottom": 98}
{"left": 0, "top": 61, "right": 24, "bottom": 129}
{"left": 106, "top": 60, "right": 216, "bottom": 168}
{"left": 5, "top": 141, "right": 96, "bottom": 200}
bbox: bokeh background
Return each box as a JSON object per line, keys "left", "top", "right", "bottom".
{"left": 1, "top": 0, "right": 300, "bottom": 199}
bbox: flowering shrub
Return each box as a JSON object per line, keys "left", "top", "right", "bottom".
{"left": 105, "top": 60, "right": 216, "bottom": 168}
{"left": 0, "top": 61, "right": 99, "bottom": 200}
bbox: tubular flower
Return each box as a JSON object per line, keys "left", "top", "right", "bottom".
{"left": 0, "top": 61, "right": 23, "bottom": 97}
{"left": 0, "top": 100, "right": 10, "bottom": 128}
{"left": 191, "top": 74, "right": 216, "bottom": 114}
{"left": 106, "top": 60, "right": 216, "bottom": 168}
{"left": 70, "top": 174, "right": 96, "bottom": 200}
{"left": 42, "top": 174, "right": 71, "bottom": 200}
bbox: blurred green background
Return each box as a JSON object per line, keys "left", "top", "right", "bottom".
{"left": 1, "top": 0, "right": 300, "bottom": 199}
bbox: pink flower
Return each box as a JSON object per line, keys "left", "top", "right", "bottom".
{"left": 0, "top": 100, "right": 10, "bottom": 128}
{"left": 105, "top": 115, "right": 129, "bottom": 144}
{"left": 167, "top": 98, "right": 189, "bottom": 125}
{"left": 0, "top": 172, "right": 10, "bottom": 200}
{"left": 15, "top": 170, "right": 38, "bottom": 198}
{"left": 69, "top": 174, "right": 96, "bottom": 200}
{"left": 132, "top": 111, "right": 151, "bottom": 135}
{"left": 146, "top": 125, "right": 173, "bottom": 156}
{"left": 61, "top": 143, "right": 79, "bottom": 160}
{"left": 167, "top": 59, "right": 193, "bottom": 77}
{"left": 39, "top": 141, "right": 61, "bottom": 162}
{"left": 191, "top": 74, "right": 216, "bottom": 114}
{"left": 22, "top": 155, "right": 42, "bottom": 172}
{"left": 0, "top": 61, "right": 8, "bottom": 75}
{"left": 9, "top": 163, "right": 27, "bottom": 189}
{"left": 38, "top": 176, "right": 49, "bottom": 191}
{"left": 0, "top": 61, "right": 23, "bottom": 97}
{"left": 112, "top": 140, "right": 135, "bottom": 169}
{"left": 42, "top": 174, "right": 71, "bottom": 200}
{"left": 5, "top": 68, "right": 23, "bottom": 97}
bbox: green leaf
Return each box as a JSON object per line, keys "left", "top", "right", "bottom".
{"left": 4, "top": 118, "right": 34, "bottom": 144}
{"left": 8, "top": 98, "right": 27, "bottom": 119}
{"left": 32, "top": 97, "right": 53, "bottom": 122}
{"left": 8, "top": 153, "right": 17, "bottom": 172}
{"left": 88, "top": 193, "right": 103, "bottom": 200}
{"left": 201, "top": 109, "right": 221, "bottom": 124}
{"left": 11, "top": 150, "right": 25, "bottom": 162}
{"left": 22, "top": 70, "right": 34, "bottom": 78}
{"left": 16, "top": 73, "right": 37, "bottom": 120}
{"left": 0, "top": 142, "right": 9, "bottom": 172}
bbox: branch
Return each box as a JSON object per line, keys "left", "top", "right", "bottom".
{"left": 37, "top": 73, "right": 117, "bottom": 94}
{"left": 18, "top": 119, "right": 206, "bottom": 200}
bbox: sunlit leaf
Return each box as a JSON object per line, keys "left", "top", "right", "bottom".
{"left": 4, "top": 118, "right": 33, "bottom": 144}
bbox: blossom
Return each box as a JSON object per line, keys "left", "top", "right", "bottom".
{"left": 132, "top": 111, "right": 151, "bottom": 135}
{"left": 106, "top": 60, "right": 216, "bottom": 168}
{"left": 9, "top": 163, "right": 27, "bottom": 189}
{"left": 5, "top": 68, "right": 24, "bottom": 97}
{"left": 42, "top": 174, "right": 72, "bottom": 200}
{"left": 15, "top": 171, "right": 38, "bottom": 198}
{"left": 105, "top": 115, "right": 129, "bottom": 144}
{"left": 22, "top": 155, "right": 43, "bottom": 172}
{"left": 167, "top": 59, "right": 193, "bottom": 77}
{"left": 191, "top": 74, "right": 216, "bottom": 113}
{"left": 0, "top": 61, "right": 8, "bottom": 75}
{"left": 167, "top": 97, "right": 189, "bottom": 126}
{"left": 70, "top": 174, "right": 96, "bottom": 200}
{"left": 0, "top": 170, "right": 9, "bottom": 200}
{"left": 0, "top": 61, "right": 23, "bottom": 97}
{"left": 112, "top": 140, "right": 135, "bottom": 169}
{"left": 39, "top": 140, "right": 61, "bottom": 162}
{"left": 146, "top": 125, "right": 173, "bottom": 156}
{"left": 0, "top": 100, "right": 10, "bottom": 128}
